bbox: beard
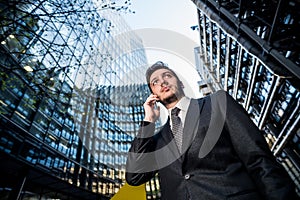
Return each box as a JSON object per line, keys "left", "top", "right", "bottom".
{"left": 160, "top": 86, "right": 184, "bottom": 106}
{"left": 161, "top": 93, "right": 179, "bottom": 105}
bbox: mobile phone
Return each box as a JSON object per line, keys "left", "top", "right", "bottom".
{"left": 152, "top": 93, "right": 161, "bottom": 109}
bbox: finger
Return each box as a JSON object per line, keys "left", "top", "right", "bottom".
{"left": 146, "top": 96, "right": 158, "bottom": 105}
{"left": 149, "top": 95, "right": 160, "bottom": 104}
{"left": 151, "top": 94, "right": 159, "bottom": 101}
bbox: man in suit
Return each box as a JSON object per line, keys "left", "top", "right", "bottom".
{"left": 126, "top": 61, "right": 298, "bottom": 200}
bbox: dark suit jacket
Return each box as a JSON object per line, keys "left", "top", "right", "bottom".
{"left": 126, "top": 90, "right": 297, "bottom": 200}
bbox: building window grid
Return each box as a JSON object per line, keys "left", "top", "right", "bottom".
{"left": 0, "top": 1, "right": 150, "bottom": 199}
{"left": 266, "top": 80, "right": 299, "bottom": 137}
{"left": 235, "top": 50, "right": 255, "bottom": 106}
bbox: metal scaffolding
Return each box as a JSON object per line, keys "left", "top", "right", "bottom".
{"left": 193, "top": 0, "right": 300, "bottom": 194}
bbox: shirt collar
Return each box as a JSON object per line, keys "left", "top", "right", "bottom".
{"left": 168, "top": 96, "right": 190, "bottom": 114}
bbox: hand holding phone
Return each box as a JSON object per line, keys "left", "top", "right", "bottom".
{"left": 143, "top": 94, "right": 160, "bottom": 123}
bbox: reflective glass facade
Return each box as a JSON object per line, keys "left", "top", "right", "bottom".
{"left": 0, "top": 0, "right": 153, "bottom": 199}
{"left": 193, "top": 0, "right": 300, "bottom": 195}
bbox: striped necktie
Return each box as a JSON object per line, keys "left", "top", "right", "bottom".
{"left": 171, "top": 107, "right": 183, "bottom": 152}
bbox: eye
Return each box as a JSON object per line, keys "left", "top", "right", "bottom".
{"left": 151, "top": 79, "right": 159, "bottom": 86}
{"left": 163, "top": 73, "right": 172, "bottom": 79}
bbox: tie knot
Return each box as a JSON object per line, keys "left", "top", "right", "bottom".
{"left": 171, "top": 107, "right": 180, "bottom": 117}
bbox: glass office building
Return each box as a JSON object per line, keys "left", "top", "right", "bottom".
{"left": 192, "top": 0, "right": 300, "bottom": 195}
{"left": 0, "top": 0, "right": 157, "bottom": 199}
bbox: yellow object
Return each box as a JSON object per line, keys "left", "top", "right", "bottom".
{"left": 111, "top": 183, "right": 146, "bottom": 200}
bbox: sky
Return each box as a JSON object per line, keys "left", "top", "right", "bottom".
{"left": 121, "top": 0, "right": 202, "bottom": 98}
{"left": 122, "top": 0, "right": 199, "bottom": 43}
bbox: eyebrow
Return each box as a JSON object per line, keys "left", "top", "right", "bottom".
{"left": 150, "top": 71, "right": 173, "bottom": 82}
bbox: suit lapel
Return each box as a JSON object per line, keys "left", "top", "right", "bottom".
{"left": 157, "top": 98, "right": 206, "bottom": 166}
{"left": 181, "top": 99, "right": 204, "bottom": 156}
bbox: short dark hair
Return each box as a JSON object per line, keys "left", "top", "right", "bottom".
{"left": 146, "top": 61, "right": 181, "bottom": 92}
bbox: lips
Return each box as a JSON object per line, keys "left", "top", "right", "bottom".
{"left": 161, "top": 86, "right": 170, "bottom": 92}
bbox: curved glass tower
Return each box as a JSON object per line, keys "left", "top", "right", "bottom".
{"left": 0, "top": 0, "right": 152, "bottom": 199}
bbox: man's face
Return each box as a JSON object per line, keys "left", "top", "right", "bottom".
{"left": 149, "top": 68, "right": 184, "bottom": 105}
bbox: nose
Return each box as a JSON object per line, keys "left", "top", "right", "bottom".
{"left": 160, "top": 78, "right": 168, "bottom": 86}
